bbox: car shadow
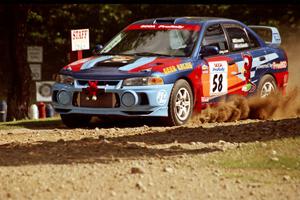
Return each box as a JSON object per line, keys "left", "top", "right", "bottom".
{"left": 2, "top": 116, "right": 167, "bottom": 130}
{"left": 3, "top": 119, "right": 66, "bottom": 129}
{"left": 0, "top": 137, "right": 219, "bottom": 166}
{"left": 0, "top": 117, "right": 299, "bottom": 167}
{"left": 109, "top": 118, "right": 300, "bottom": 144}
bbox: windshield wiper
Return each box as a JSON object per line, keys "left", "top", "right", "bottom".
{"left": 133, "top": 52, "right": 172, "bottom": 57}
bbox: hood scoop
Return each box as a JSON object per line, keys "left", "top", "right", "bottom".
{"left": 94, "top": 61, "right": 128, "bottom": 68}
{"left": 93, "top": 56, "right": 138, "bottom": 68}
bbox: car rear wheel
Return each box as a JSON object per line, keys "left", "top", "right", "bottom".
{"left": 60, "top": 114, "right": 92, "bottom": 128}
{"left": 165, "top": 79, "right": 193, "bottom": 126}
{"left": 257, "top": 74, "right": 277, "bottom": 98}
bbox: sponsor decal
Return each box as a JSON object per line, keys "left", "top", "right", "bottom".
{"left": 126, "top": 24, "right": 201, "bottom": 31}
{"left": 157, "top": 25, "right": 184, "bottom": 29}
{"left": 140, "top": 25, "right": 156, "bottom": 28}
{"left": 233, "top": 43, "right": 249, "bottom": 49}
{"left": 163, "top": 62, "right": 193, "bottom": 74}
{"left": 256, "top": 61, "right": 287, "bottom": 70}
{"left": 232, "top": 38, "right": 245, "bottom": 43}
{"left": 209, "top": 61, "right": 227, "bottom": 73}
{"left": 272, "top": 61, "right": 287, "bottom": 69}
{"left": 257, "top": 63, "right": 272, "bottom": 69}
{"left": 208, "top": 61, "right": 228, "bottom": 96}
{"left": 157, "top": 90, "right": 168, "bottom": 105}
{"left": 202, "top": 64, "right": 209, "bottom": 74}
{"left": 176, "top": 62, "right": 193, "bottom": 71}
{"left": 231, "top": 37, "right": 249, "bottom": 49}
{"left": 201, "top": 96, "right": 210, "bottom": 103}
{"left": 163, "top": 65, "right": 177, "bottom": 74}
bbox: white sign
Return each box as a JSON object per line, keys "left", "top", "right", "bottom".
{"left": 27, "top": 46, "right": 43, "bottom": 63}
{"left": 71, "top": 29, "right": 90, "bottom": 51}
{"left": 36, "top": 81, "right": 55, "bottom": 102}
{"left": 209, "top": 61, "right": 228, "bottom": 96}
{"left": 29, "top": 64, "right": 42, "bottom": 80}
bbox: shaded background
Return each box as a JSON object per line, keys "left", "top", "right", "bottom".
{"left": 0, "top": 4, "right": 299, "bottom": 120}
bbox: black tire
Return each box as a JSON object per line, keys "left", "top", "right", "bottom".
{"left": 60, "top": 114, "right": 92, "bottom": 128}
{"left": 257, "top": 74, "right": 277, "bottom": 98}
{"left": 165, "top": 79, "right": 194, "bottom": 126}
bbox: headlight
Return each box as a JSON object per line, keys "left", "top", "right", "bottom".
{"left": 122, "top": 77, "right": 164, "bottom": 86}
{"left": 54, "top": 74, "right": 74, "bottom": 85}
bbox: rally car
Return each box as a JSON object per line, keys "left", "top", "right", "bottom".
{"left": 52, "top": 17, "right": 288, "bottom": 127}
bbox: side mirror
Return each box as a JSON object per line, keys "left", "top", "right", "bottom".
{"left": 92, "top": 44, "right": 103, "bottom": 55}
{"left": 200, "top": 45, "right": 219, "bottom": 58}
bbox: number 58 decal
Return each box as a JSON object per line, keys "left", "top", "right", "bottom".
{"left": 208, "top": 61, "right": 228, "bottom": 96}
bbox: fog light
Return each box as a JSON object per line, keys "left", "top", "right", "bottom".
{"left": 57, "top": 91, "right": 71, "bottom": 105}
{"left": 121, "top": 91, "right": 138, "bottom": 107}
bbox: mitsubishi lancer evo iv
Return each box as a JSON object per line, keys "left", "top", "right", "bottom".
{"left": 52, "top": 17, "right": 288, "bottom": 128}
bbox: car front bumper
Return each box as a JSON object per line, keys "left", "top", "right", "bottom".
{"left": 52, "top": 81, "right": 173, "bottom": 117}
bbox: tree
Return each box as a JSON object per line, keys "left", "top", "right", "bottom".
{"left": 6, "top": 5, "right": 32, "bottom": 120}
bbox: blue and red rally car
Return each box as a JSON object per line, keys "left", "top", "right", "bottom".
{"left": 52, "top": 17, "right": 288, "bottom": 127}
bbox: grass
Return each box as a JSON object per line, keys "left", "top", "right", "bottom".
{"left": 210, "top": 137, "right": 300, "bottom": 170}
{"left": 0, "top": 117, "right": 63, "bottom": 130}
{"left": 206, "top": 137, "right": 300, "bottom": 182}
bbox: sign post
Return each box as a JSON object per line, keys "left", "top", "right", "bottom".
{"left": 70, "top": 29, "right": 89, "bottom": 62}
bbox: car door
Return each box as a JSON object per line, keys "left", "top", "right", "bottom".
{"left": 199, "top": 23, "right": 242, "bottom": 104}
{"left": 222, "top": 23, "right": 267, "bottom": 96}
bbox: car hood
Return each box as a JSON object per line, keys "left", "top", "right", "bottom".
{"left": 60, "top": 55, "right": 191, "bottom": 80}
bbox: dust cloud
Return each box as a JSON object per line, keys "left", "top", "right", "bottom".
{"left": 193, "top": 89, "right": 300, "bottom": 123}
{"left": 193, "top": 29, "right": 300, "bottom": 123}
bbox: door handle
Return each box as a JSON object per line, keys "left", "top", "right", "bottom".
{"left": 259, "top": 56, "right": 266, "bottom": 61}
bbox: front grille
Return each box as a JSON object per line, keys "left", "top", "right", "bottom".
{"left": 73, "top": 91, "right": 120, "bottom": 108}
{"left": 76, "top": 80, "right": 120, "bottom": 87}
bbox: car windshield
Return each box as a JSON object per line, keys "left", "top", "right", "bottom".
{"left": 101, "top": 24, "right": 200, "bottom": 57}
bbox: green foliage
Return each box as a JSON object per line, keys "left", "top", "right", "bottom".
{"left": 22, "top": 4, "right": 300, "bottom": 79}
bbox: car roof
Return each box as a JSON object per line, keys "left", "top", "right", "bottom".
{"left": 131, "top": 16, "right": 240, "bottom": 25}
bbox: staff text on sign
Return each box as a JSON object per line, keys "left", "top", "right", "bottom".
{"left": 71, "top": 29, "right": 90, "bottom": 51}
{"left": 72, "top": 29, "right": 88, "bottom": 40}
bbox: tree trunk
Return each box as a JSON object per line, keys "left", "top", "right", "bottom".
{"left": 6, "top": 5, "right": 32, "bottom": 121}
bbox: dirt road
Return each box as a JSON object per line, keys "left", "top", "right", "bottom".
{"left": 0, "top": 117, "right": 299, "bottom": 200}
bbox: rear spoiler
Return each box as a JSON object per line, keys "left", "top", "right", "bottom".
{"left": 248, "top": 25, "right": 281, "bottom": 47}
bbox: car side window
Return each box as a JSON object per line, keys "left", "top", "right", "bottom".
{"left": 201, "top": 24, "right": 229, "bottom": 54}
{"left": 223, "top": 24, "right": 250, "bottom": 52}
{"left": 246, "top": 29, "right": 260, "bottom": 48}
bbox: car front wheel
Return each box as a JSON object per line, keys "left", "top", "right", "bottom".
{"left": 165, "top": 79, "right": 194, "bottom": 126}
